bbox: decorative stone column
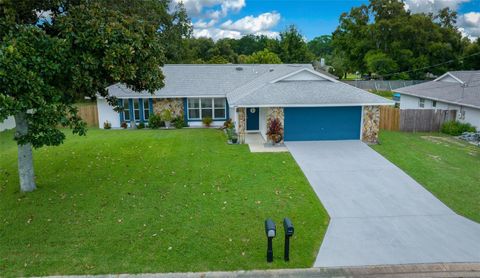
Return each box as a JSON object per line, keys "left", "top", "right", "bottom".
{"left": 362, "top": 106, "right": 380, "bottom": 144}
{"left": 237, "top": 107, "right": 246, "bottom": 143}
{"left": 266, "top": 107, "right": 284, "bottom": 143}
{"left": 153, "top": 98, "right": 184, "bottom": 118}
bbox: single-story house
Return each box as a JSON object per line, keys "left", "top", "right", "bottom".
{"left": 98, "top": 64, "right": 393, "bottom": 143}
{"left": 395, "top": 71, "right": 480, "bottom": 128}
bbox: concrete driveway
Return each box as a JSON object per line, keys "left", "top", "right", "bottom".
{"left": 286, "top": 140, "right": 480, "bottom": 267}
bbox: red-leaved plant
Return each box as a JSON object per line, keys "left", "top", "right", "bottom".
{"left": 267, "top": 118, "right": 283, "bottom": 144}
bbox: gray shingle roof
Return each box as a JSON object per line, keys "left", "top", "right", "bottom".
{"left": 228, "top": 79, "right": 394, "bottom": 107}
{"left": 107, "top": 64, "right": 311, "bottom": 98}
{"left": 394, "top": 71, "right": 480, "bottom": 109}
{"left": 106, "top": 64, "right": 394, "bottom": 107}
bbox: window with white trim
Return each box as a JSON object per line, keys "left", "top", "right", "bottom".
{"left": 133, "top": 99, "right": 140, "bottom": 121}
{"left": 419, "top": 98, "right": 425, "bottom": 108}
{"left": 143, "top": 100, "right": 150, "bottom": 120}
{"left": 123, "top": 100, "right": 131, "bottom": 121}
{"left": 187, "top": 98, "right": 226, "bottom": 120}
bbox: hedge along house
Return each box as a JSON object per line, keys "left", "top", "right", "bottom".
{"left": 97, "top": 64, "right": 394, "bottom": 143}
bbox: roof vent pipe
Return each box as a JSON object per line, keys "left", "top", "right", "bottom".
{"left": 236, "top": 67, "right": 243, "bottom": 71}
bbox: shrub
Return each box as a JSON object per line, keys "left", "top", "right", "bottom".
{"left": 148, "top": 114, "right": 163, "bottom": 129}
{"left": 203, "top": 116, "right": 213, "bottom": 127}
{"left": 223, "top": 118, "right": 234, "bottom": 129}
{"left": 172, "top": 117, "right": 186, "bottom": 129}
{"left": 137, "top": 122, "right": 145, "bottom": 129}
{"left": 441, "top": 121, "right": 476, "bottom": 136}
{"left": 120, "top": 121, "right": 128, "bottom": 129}
{"left": 103, "top": 121, "right": 112, "bottom": 129}
{"left": 161, "top": 109, "right": 173, "bottom": 122}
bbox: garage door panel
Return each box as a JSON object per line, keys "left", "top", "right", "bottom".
{"left": 284, "top": 107, "right": 361, "bottom": 141}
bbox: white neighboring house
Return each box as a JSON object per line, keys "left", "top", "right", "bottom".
{"left": 395, "top": 71, "right": 480, "bottom": 129}
{"left": 0, "top": 116, "right": 15, "bottom": 132}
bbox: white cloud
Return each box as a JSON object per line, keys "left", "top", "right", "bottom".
{"left": 404, "top": 0, "right": 471, "bottom": 14}
{"left": 173, "top": 0, "right": 245, "bottom": 18}
{"left": 193, "top": 19, "right": 218, "bottom": 29}
{"left": 220, "top": 12, "right": 281, "bottom": 33}
{"left": 193, "top": 28, "right": 243, "bottom": 40}
{"left": 458, "top": 12, "right": 480, "bottom": 39}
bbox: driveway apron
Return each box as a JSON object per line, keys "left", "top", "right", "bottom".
{"left": 286, "top": 140, "right": 480, "bottom": 267}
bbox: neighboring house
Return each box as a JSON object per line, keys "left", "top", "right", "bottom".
{"left": 98, "top": 64, "right": 393, "bottom": 143}
{"left": 0, "top": 116, "right": 15, "bottom": 132}
{"left": 395, "top": 71, "right": 480, "bottom": 128}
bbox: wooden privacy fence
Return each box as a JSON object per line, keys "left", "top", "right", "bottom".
{"left": 380, "top": 106, "right": 400, "bottom": 131}
{"left": 76, "top": 103, "right": 98, "bottom": 127}
{"left": 380, "top": 107, "right": 457, "bottom": 132}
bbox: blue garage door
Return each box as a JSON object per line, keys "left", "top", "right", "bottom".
{"left": 284, "top": 106, "right": 362, "bottom": 141}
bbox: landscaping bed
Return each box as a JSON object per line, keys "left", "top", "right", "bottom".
{"left": 0, "top": 129, "right": 328, "bottom": 277}
{"left": 372, "top": 131, "right": 480, "bottom": 223}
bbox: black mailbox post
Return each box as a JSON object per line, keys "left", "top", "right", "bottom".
{"left": 264, "top": 219, "right": 276, "bottom": 262}
{"left": 283, "top": 218, "right": 294, "bottom": 261}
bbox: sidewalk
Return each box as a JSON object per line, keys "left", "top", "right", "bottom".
{"left": 37, "top": 263, "right": 480, "bottom": 278}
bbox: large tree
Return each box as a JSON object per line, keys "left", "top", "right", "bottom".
{"left": 0, "top": 1, "right": 168, "bottom": 192}
{"left": 278, "top": 25, "right": 315, "bottom": 63}
{"left": 331, "top": 0, "right": 472, "bottom": 79}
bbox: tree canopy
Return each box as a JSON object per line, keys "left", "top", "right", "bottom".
{"left": 330, "top": 0, "right": 477, "bottom": 79}
{"left": 0, "top": 0, "right": 178, "bottom": 191}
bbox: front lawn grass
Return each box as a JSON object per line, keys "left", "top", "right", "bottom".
{"left": 371, "top": 131, "right": 480, "bottom": 223}
{"left": 0, "top": 129, "right": 328, "bottom": 277}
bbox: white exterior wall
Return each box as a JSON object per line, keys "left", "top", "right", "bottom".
{"left": 399, "top": 94, "right": 480, "bottom": 129}
{"left": 259, "top": 107, "right": 267, "bottom": 141}
{"left": 188, "top": 121, "right": 224, "bottom": 127}
{"left": 97, "top": 98, "right": 121, "bottom": 128}
{"left": 459, "top": 106, "right": 480, "bottom": 129}
{"left": 0, "top": 116, "right": 15, "bottom": 132}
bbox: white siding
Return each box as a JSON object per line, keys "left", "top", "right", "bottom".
{"left": 0, "top": 116, "right": 15, "bottom": 131}
{"left": 459, "top": 106, "right": 480, "bottom": 129}
{"left": 259, "top": 107, "right": 267, "bottom": 141}
{"left": 97, "top": 98, "right": 121, "bottom": 128}
{"left": 400, "top": 94, "right": 480, "bottom": 129}
{"left": 188, "top": 121, "right": 224, "bottom": 127}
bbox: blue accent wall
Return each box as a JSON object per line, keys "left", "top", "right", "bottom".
{"left": 284, "top": 106, "right": 361, "bottom": 141}
{"left": 149, "top": 99, "right": 154, "bottom": 114}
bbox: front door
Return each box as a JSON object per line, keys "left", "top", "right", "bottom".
{"left": 246, "top": 107, "right": 259, "bottom": 131}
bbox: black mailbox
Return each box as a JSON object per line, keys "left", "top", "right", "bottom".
{"left": 265, "top": 219, "right": 276, "bottom": 238}
{"left": 283, "top": 217, "right": 294, "bottom": 261}
{"left": 264, "top": 218, "right": 276, "bottom": 262}
{"left": 283, "top": 218, "right": 294, "bottom": 236}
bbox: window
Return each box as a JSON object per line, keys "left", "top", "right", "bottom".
{"left": 419, "top": 98, "right": 425, "bottom": 108}
{"left": 432, "top": 100, "right": 437, "bottom": 108}
{"left": 133, "top": 99, "right": 140, "bottom": 121}
{"left": 123, "top": 100, "right": 131, "bottom": 121}
{"left": 143, "top": 99, "right": 150, "bottom": 120}
{"left": 187, "top": 98, "right": 226, "bottom": 120}
{"left": 188, "top": 98, "right": 200, "bottom": 119}
{"left": 214, "top": 98, "right": 226, "bottom": 118}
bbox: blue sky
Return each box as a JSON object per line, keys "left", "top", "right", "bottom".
{"left": 174, "top": 0, "right": 480, "bottom": 40}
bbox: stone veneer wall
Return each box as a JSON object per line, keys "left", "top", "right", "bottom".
{"left": 237, "top": 108, "right": 246, "bottom": 143}
{"left": 153, "top": 98, "right": 184, "bottom": 118}
{"left": 266, "top": 107, "right": 284, "bottom": 143}
{"left": 362, "top": 106, "right": 380, "bottom": 144}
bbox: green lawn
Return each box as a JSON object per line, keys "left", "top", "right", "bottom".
{"left": 0, "top": 129, "right": 328, "bottom": 277}
{"left": 372, "top": 131, "right": 480, "bottom": 223}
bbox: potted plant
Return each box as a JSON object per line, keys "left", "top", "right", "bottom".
{"left": 103, "top": 121, "right": 112, "bottom": 129}
{"left": 203, "top": 116, "right": 213, "bottom": 127}
{"left": 266, "top": 118, "right": 283, "bottom": 145}
{"left": 161, "top": 109, "right": 173, "bottom": 128}
{"left": 121, "top": 121, "right": 128, "bottom": 129}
